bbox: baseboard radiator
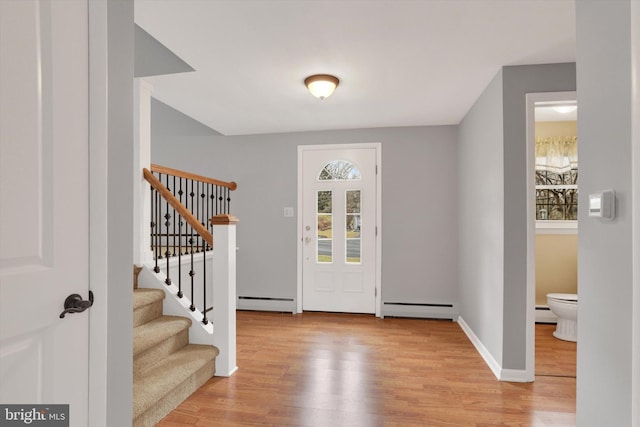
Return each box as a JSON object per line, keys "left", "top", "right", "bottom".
{"left": 382, "top": 302, "right": 458, "bottom": 320}
{"left": 535, "top": 305, "right": 558, "bottom": 323}
{"left": 237, "top": 296, "right": 296, "bottom": 313}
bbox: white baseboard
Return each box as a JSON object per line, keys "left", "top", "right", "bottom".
{"left": 382, "top": 302, "right": 458, "bottom": 320}
{"left": 457, "top": 316, "right": 501, "bottom": 380}
{"left": 457, "top": 316, "right": 528, "bottom": 382}
{"left": 500, "top": 369, "right": 529, "bottom": 382}
{"left": 237, "top": 296, "right": 296, "bottom": 313}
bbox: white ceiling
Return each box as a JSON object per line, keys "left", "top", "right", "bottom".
{"left": 134, "top": 0, "right": 576, "bottom": 136}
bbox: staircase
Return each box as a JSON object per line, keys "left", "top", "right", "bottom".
{"left": 133, "top": 287, "right": 219, "bottom": 427}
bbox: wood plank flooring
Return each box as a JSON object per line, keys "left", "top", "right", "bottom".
{"left": 157, "top": 312, "right": 576, "bottom": 426}
{"left": 535, "top": 324, "right": 577, "bottom": 379}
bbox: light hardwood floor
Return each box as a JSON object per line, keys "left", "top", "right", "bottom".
{"left": 157, "top": 312, "right": 576, "bottom": 426}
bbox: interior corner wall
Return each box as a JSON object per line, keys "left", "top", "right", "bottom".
{"left": 458, "top": 63, "right": 576, "bottom": 375}
{"left": 576, "top": 0, "right": 635, "bottom": 425}
{"left": 458, "top": 69, "right": 505, "bottom": 367}
{"left": 501, "top": 63, "right": 576, "bottom": 369}
{"left": 150, "top": 111, "right": 459, "bottom": 311}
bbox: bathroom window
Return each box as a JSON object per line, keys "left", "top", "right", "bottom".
{"left": 535, "top": 136, "right": 578, "bottom": 221}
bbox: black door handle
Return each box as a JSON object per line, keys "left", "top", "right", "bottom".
{"left": 60, "top": 291, "right": 94, "bottom": 318}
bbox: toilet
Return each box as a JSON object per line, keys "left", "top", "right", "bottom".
{"left": 546, "top": 293, "right": 578, "bottom": 342}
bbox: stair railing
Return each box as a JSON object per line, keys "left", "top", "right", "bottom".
{"left": 143, "top": 165, "right": 237, "bottom": 324}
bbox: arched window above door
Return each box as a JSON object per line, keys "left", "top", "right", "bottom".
{"left": 318, "top": 160, "right": 361, "bottom": 181}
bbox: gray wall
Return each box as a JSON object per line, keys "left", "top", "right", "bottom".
{"left": 501, "top": 63, "right": 576, "bottom": 368}
{"left": 105, "top": 0, "right": 134, "bottom": 425}
{"left": 151, "top": 102, "right": 459, "bottom": 310}
{"left": 458, "top": 63, "right": 576, "bottom": 371}
{"left": 576, "top": 1, "right": 636, "bottom": 425}
{"left": 458, "top": 69, "right": 505, "bottom": 365}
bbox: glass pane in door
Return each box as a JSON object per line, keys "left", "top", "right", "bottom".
{"left": 317, "top": 190, "right": 332, "bottom": 263}
{"left": 345, "top": 190, "right": 361, "bottom": 263}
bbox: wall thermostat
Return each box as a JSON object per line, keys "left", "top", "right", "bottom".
{"left": 589, "top": 189, "right": 615, "bottom": 220}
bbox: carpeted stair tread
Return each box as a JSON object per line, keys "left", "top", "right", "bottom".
{"left": 133, "top": 344, "right": 219, "bottom": 420}
{"left": 133, "top": 288, "right": 165, "bottom": 327}
{"left": 133, "top": 288, "right": 165, "bottom": 310}
{"left": 133, "top": 315, "right": 192, "bottom": 358}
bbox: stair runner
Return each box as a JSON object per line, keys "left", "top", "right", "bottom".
{"left": 133, "top": 288, "right": 218, "bottom": 427}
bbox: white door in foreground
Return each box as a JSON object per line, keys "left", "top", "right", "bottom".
{"left": 0, "top": 1, "right": 91, "bottom": 425}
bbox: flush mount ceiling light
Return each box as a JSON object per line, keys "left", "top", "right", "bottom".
{"left": 304, "top": 74, "right": 339, "bottom": 100}
{"left": 552, "top": 105, "right": 577, "bottom": 114}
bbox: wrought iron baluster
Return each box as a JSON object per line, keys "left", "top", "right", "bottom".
{"left": 172, "top": 175, "right": 176, "bottom": 258}
{"left": 164, "top": 174, "right": 171, "bottom": 285}
{"left": 211, "top": 185, "right": 220, "bottom": 215}
{"left": 177, "top": 177, "right": 183, "bottom": 298}
{"left": 200, "top": 184, "right": 206, "bottom": 251}
{"left": 209, "top": 184, "right": 215, "bottom": 237}
{"left": 154, "top": 174, "right": 162, "bottom": 268}
{"left": 189, "top": 221, "right": 195, "bottom": 312}
{"left": 151, "top": 184, "right": 160, "bottom": 273}
{"left": 189, "top": 180, "right": 195, "bottom": 254}
{"left": 195, "top": 181, "right": 200, "bottom": 253}
{"left": 202, "top": 246, "right": 208, "bottom": 324}
{"left": 206, "top": 183, "right": 211, "bottom": 246}
{"left": 218, "top": 187, "right": 223, "bottom": 216}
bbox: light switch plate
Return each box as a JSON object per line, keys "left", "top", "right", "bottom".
{"left": 284, "top": 207, "right": 294, "bottom": 217}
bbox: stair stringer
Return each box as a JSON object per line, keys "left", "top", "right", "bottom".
{"left": 137, "top": 265, "right": 214, "bottom": 345}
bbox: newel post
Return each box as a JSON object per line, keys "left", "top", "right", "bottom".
{"left": 210, "top": 214, "right": 239, "bottom": 376}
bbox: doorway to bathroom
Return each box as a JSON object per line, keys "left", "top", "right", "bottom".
{"left": 526, "top": 92, "right": 578, "bottom": 381}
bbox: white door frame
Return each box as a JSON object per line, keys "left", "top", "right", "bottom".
{"left": 297, "top": 143, "right": 382, "bottom": 317}
{"left": 525, "top": 91, "right": 577, "bottom": 382}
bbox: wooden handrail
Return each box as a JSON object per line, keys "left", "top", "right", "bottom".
{"left": 143, "top": 168, "right": 213, "bottom": 246}
{"left": 150, "top": 163, "right": 237, "bottom": 191}
{"left": 210, "top": 214, "right": 240, "bottom": 225}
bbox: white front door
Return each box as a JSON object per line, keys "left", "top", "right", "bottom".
{"left": 0, "top": 0, "right": 90, "bottom": 424}
{"left": 300, "top": 145, "right": 379, "bottom": 314}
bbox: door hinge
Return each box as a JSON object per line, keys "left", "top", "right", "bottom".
{"left": 376, "top": 164, "right": 378, "bottom": 174}
{"left": 375, "top": 288, "right": 377, "bottom": 297}
{"left": 375, "top": 226, "right": 378, "bottom": 236}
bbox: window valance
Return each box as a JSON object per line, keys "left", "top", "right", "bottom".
{"left": 535, "top": 136, "right": 577, "bottom": 173}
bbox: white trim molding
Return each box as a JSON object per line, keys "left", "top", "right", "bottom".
{"left": 296, "top": 142, "right": 382, "bottom": 317}
{"left": 536, "top": 221, "right": 578, "bottom": 235}
{"left": 525, "top": 91, "right": 577, "bottom": 385}
{"left": 457, "top": 316, "right": 529, "bottom": 383}
{"left": 457, "top": 316, "right": 501, "bottom": 380}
